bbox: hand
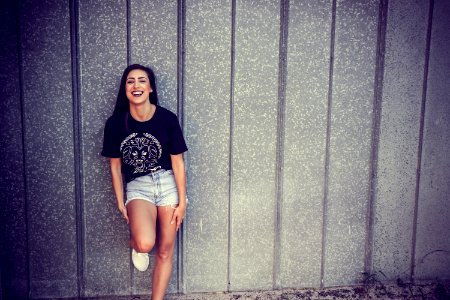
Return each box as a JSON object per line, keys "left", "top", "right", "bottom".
{"left": 119, "top": 206, "right": 129, "bottom": 224}
{"left": 170, "top": 205, "right": 186, "bottom": 231}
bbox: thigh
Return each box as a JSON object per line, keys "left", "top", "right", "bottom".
{"left": 127, "top": 199, "right": 157, "bottom": 242}
{"left": 156, "top": 206, "right": 178, "bottom": 249}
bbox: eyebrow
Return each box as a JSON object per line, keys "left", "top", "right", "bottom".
{"left": 127, "top": 76, "right": 148, "bottom": 80}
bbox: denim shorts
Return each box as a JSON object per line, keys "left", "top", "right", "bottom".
{"left": 125, "top": 169, "right": 179, "bottom": 207}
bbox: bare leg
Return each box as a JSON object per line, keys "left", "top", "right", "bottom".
{"left": 126, "top": 199, "right": 157, "bottom": 253}
{"left": 151, "top": 206, "right": 177, "bottom": 300}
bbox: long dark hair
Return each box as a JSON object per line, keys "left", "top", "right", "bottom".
{"left": 113, "top": 64, "right": 159, "bottom": 115}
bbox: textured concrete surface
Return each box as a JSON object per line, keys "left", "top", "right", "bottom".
{"left": 20, "top": 0, "right": 78, "bottom": 297}
{"left": 373, "top": 0, "right": 429, "bottom": 281}
{"left": 282, "top": 0, "right": 331, "bottom": 288}
{"left": 184, "top": 0, "right": 231, "bottom": 293}
{"left": 1, "top": 0, "right": 450, "bottom": 299}
{"left": 78, "top": 0, "right": 130, "bottom": 297}
{"left": 0, "top": 1, "right": 28, "bottom": 299}
{"left": 415, "top": 0, "right": 450, "bottom": 280}
{"left": 130, "top": 0, "right": 179, "bottom": 114}
{"left": 230, "top": 0, "right": 280, "bottom": 291}
{"left": 323, "top": 0, "right": 379, "bottom": 286}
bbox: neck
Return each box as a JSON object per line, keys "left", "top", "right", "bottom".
{"left": 129, "top": 102, "right": 155, "bottom": 121}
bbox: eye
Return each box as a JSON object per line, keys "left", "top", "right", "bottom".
{"left": 132, "top": 151, "right": 137, "bottom": 156}
{"left": 127, "top": 80, "right": 134, "bottom": 84}
{"left": 142, "top": 151, "right": 147, "bottom": 156}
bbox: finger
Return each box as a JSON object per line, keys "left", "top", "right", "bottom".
{"left": 170, "top": 211, "right": 177, "bottom": 225}
{"left": 176, "top": 214, "right": 184, "bottom": 231}
{"left": 122, "top": 209, "right": 129, "bottom": 224}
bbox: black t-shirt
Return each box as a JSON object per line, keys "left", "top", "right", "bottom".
{"left": 101, "top": 105, "right": 188, "bottom": 182}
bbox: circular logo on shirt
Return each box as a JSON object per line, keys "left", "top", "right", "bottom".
{"left": 120, "top": 133, "right": 162, "bottom": 174}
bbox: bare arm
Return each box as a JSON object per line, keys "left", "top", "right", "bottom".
{"left": 170, "top": 153, "right": 187, "bottom": 231}
{"left": 110, "top": 157, "right": 128, "bottom": 223}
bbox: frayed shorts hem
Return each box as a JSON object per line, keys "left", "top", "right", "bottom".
{"left": 125, "top": 197, "right": 178, "bottom": 208}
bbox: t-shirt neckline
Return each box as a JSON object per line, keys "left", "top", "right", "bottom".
{"left": 128, "top": 105, "right": 158, "bottom": 124}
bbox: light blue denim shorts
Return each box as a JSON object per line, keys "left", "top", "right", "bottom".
{"left": 125, "top": 169, "right": 178, "bottom": 207}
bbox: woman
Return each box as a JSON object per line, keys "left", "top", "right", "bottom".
{"left": 101, "top": 64, "right": 188, "bottom": 300}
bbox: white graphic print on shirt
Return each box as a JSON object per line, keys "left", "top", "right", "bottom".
{"left": 120, "top": 132, "right": 162, "bottom": 174}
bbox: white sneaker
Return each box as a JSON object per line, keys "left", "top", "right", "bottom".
{"left": 132, "top": 249, "right": 149, "bottom": 272}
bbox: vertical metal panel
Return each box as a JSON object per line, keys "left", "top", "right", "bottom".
{"left": 281, "top": 0, "right": 332, "bottom": 288}
{"left": 230, "top": 0, "right": 279, "bottom": 291}
{"left": 0, "top": 1, "right": 28, "bottom": 299}
{"left": 78, "top": 0, "right": 130, "bottom": 296}
{"left": 20, "top": 0, "right": 78, "bottom": 297}
{"left": 184, "top": 0, "right": 231, "bottom": 292}
{"left": 130, "top": 0, "right": 179, "bottom": 114}
{"left": 415, "top": 0, "right": 450, "bottom": 280}
{"left": 129, "top": 0, "right": 179, "bottom": 294}
{"left": 323, "top": 0, "right": 379, "bottom": 286}
{"left": 373, "top": 0, "right": 429, "bottom": 281}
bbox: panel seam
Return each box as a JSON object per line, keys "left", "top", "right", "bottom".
{"left": 273, "top": 0, "right": 289, "bottom": 290}
{"left": 410, "top": 0, "right": 434, "bottom": 282}
{"left": 125, "top": 1, "right": 135, "bottom": 292}
{"left": 69, "top": 0, "right": 85, "bottom": 298}
{"left": 364, "top": 0, "right": 388, "bottom": 278}
{"left": 177, "top": 0, "right": 186, "bottom": 123}
{"left": 177, "top": 0, "right": 187, "bottom": 293}
{"left": 227, "top": 0, "right": 236, "bottom": 292}
{"left": 16, "top": 1, "right": 31, "bottom": 298}
{"left": 126, "top": 0, "right": 131, "bottom": 65}
{"left": 320, "top": 0, "right": 337, "bottom": 289}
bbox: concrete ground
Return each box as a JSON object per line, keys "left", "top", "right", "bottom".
{"left": 78, "top": 280, "right": 450, "bottom": 300}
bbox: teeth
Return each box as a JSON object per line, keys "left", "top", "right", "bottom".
{"left": 132, "top": 91, "right": 143, "bottom": 96}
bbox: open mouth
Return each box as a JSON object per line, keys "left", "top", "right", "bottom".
{"left": 132, "top": 91, "right": 144, "bottom": 96}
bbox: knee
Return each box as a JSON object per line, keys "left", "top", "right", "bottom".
{"left": 134, "top": 238, "right": 155, "bottom": 253}
{"left": 156, "top": 245, "right": 174, "bottom": 261}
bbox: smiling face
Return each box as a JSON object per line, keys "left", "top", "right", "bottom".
{"left": 125, "top": 69, "right": 153, "bottom": 105}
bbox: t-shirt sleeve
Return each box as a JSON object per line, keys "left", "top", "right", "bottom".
{"left": 101, "top": 116, "right": 121, "bottom": 158}
{"left": 168, "top": 114, "right": 188, "bottom": 155}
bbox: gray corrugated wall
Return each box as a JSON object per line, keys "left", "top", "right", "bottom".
{"left": 0, "top": 0, "right": 449, "bottom": 298}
